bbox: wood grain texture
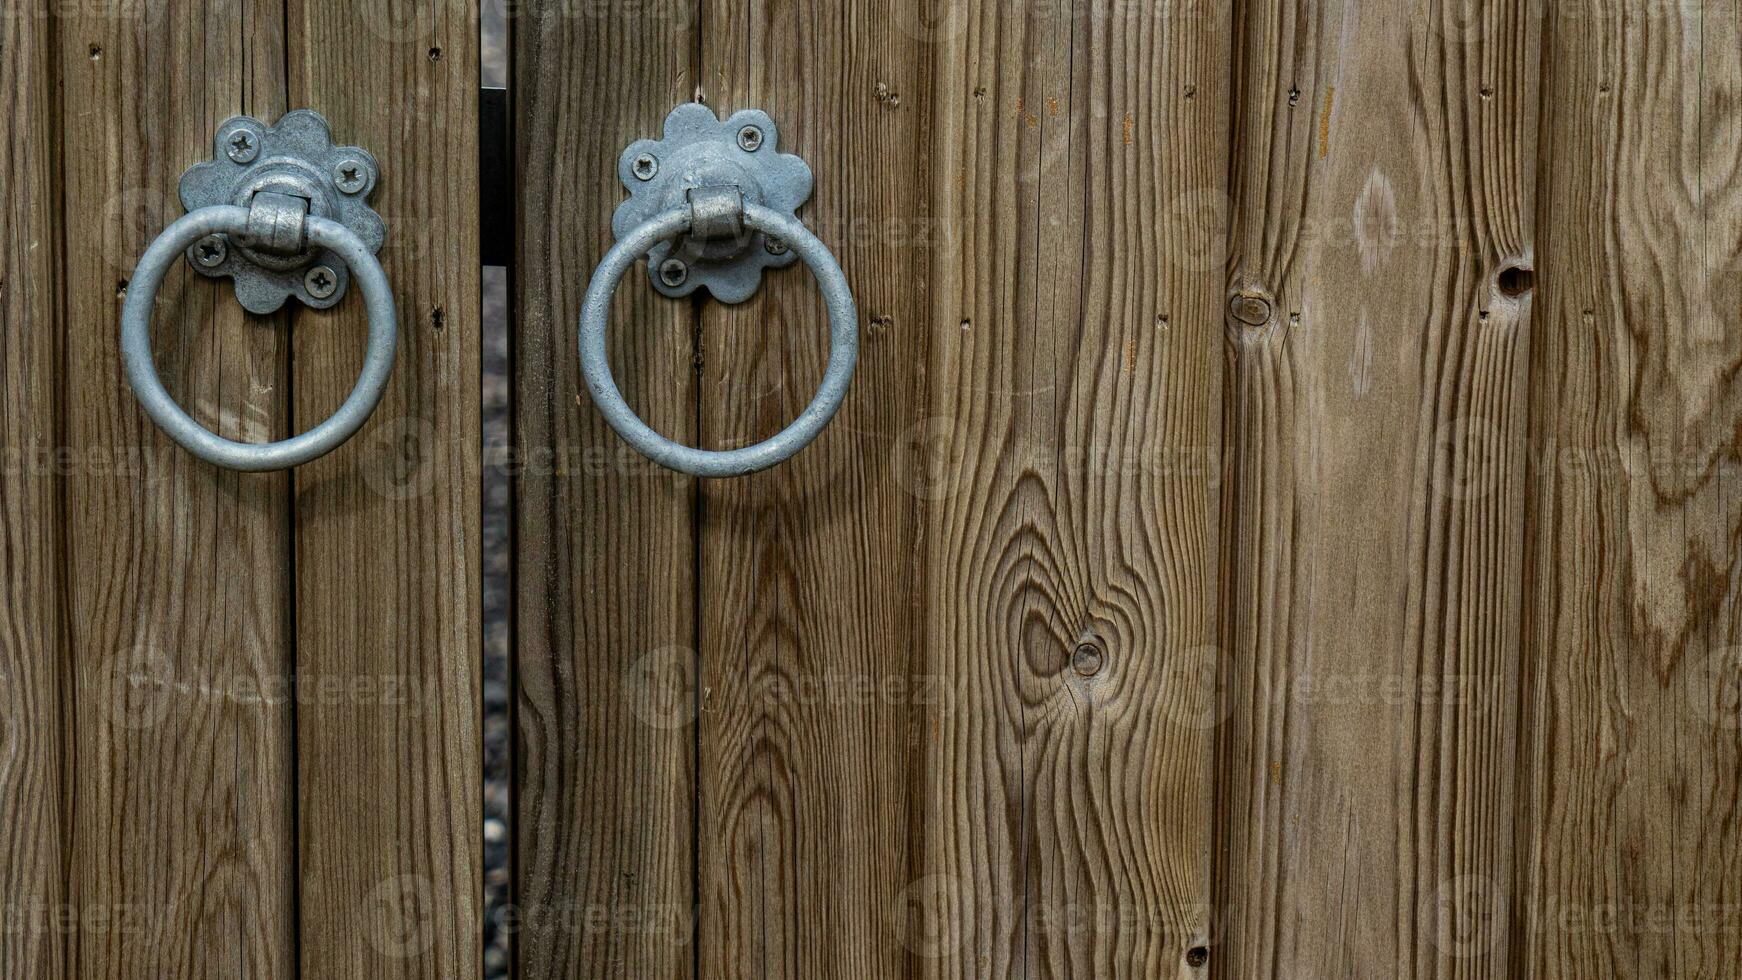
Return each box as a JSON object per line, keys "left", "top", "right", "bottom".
{"left": 916, "top": 0, "right": 1229, "bottom": 975}
{"left": 288, "top": 1, "right": 482, "bottom": 975}
{"left": 1216, "top": 0, "right": 1539, "bottom": 976}
{"left": 1516, "top": 2, "right": 1742, "bottom": 977}
{"left": 511, "top": 2, "right": 699, "bottom": 978}
{"left": 58, "top": 1, "right": 299, "bottom": 976}
{"left": 511, "top": 1, "right": 1230, "bottom": 976}
{"left": 0, "top": 7, "right": 65, "bottom": 979}
{"left": 694, "top": 2, "right": 933, "bottom": 977}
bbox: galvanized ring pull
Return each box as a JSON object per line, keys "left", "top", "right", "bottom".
{"left": 579, "top": 198, "right": 858, "bottom": 477}
{"left": 121, "top": 204, "right": 397, "bottom": 471}
{"left": 582, "top": 103, "right": 857, "bottom": 477}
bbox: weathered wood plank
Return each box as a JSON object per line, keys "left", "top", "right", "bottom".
{"left": 58, "top": 1, "right": 298, "bottom": 976}
{"left": 916, "top": 0, "right": 1229, "bottom": 974}
{"left": 511, "top": 2, "right": 699, "bottom": 977}
{"left": 1216, "top": 0, "right": 1539, "bottom": 975}
{"left": 288, "top": 2, "right": 482, "bottom": 975}
{"left": 693, "top": 2, "right": 934, "bottom": 976}
{"left": 1517, "top": 2, "right": 1742, "bottom": 976}
{"left": 0, "top": 7, "right": 65, "bottom": 979}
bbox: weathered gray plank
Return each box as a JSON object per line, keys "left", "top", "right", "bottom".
{"left": 1517, "top": 2, "right": 1742, "bottom": 976}
{"left": 59, "top": 1, "right": 298, "bottom": 976}
{"left": 0, "top": 7, "right": 66, "bottom": 978}
{"left": 289, "top": 1, "right": 483, "bottom": 975}
{"left": 1216, "top": 0, "right": 1539, "bottom": 975}
{"left": 511, "top": 2, "right": 699, "bottom": 977}
{"left": 917, "top": 0, "right": 1230, "bottom": 974}
{"left": 693, "top": 1, "right": 935, "bottom": 976}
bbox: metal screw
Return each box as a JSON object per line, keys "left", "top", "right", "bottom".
{"left": 191, "top": 235, "right": 228, "bottom": 268}
{"left": 332, "top": 158, "right": 368, "bottom": 194}
{"left": 224, "top": 128, "right": 259, "bottom": 163}
{"left": 304, "top": 265, "right": 338, "bottom": 299}
{"left": 631, "top": 153, "right": 659, "bottom": 181}
{"left": 658, "top": 258, "right": 688, "bottom": 287}
{"left": 737, "top": 125, "right": 764, "bottom": 152}
{"left": 763, "top": 236, "right": 789, "bottom": 256}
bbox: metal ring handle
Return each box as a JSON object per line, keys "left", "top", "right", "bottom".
{"left": 579, "top": 202, "right": 858, "bottom": 477}
{"left": 121, "top": 205, "right": 397, "bottom": 471}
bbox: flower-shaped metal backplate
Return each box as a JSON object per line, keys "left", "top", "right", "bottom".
{"left": 613, "top": 103, "right": 814, "bottom": 304}
{"left": 178, "top": 109, "right": 386, "bottom": 314}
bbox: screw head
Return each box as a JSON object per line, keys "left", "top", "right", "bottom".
{"left": 304, "top": 265, "right": 339, "bottom": 299}
{"left": 763, "top": 236, "right": 789, "bottom": 257}
{"left": 191, "top": 235, "right": 228, "bottom": 268}
{"left": 224, "top": 128, "right": 259, "bottom": 163}
{"left": 658, "top": 258, "right": 689, "bottom": 287}
{"left": 631, "top": 153, "right": 659, "bottom": 181}
{"left": 332, "top": 158, "right": 369, "bottom": 195}
{"left": 736, "top": 125, "right": 764, "bottom": 152}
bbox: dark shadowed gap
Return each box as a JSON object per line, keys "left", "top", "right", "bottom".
{"left": 482, "top": 2, "right": 511, "bottom": 978}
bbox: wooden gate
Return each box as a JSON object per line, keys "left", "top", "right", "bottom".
{"left": 510, "top": 0, "right": 1742, "bottom": 978}
{"left": 0, "top": 2, "right": 480, "bottom": 977}
{"left": 6, "top": 0, "right": 1742, "bottom": 978}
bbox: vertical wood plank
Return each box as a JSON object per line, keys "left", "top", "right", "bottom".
{"left": 0, "top": 7, "right": 65, "bottom": 979}
{"left": 287, "top": 1, "right": 482, "bottom": 976}
{"left": 916, "top": 0, "right": 1230, "bottom": 975}
{"left": 511, "top": 2, "right": 699, "bottom": 978}
{"left": 1216, "top": 0, "right": 1539, "bottom": 975}
{"left": 58, "top": 1, "right": 299, "bottom": 977}
{"left": 693, "top": 1, "right": 934, "bottom": 977}
{"left": 1518, "top": 2, "right": 1742, "bottom": 976}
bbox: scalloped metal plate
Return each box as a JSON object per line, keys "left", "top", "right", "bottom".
{"left": 613, "top": 103, "right": 813, "bottom": 304}
{"left": 178, "top": 109, "right": 386, "bottom": 315}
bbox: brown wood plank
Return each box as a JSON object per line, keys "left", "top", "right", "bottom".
{"left": 913, "top": 0, "right": 1230, "bottom": 975}
{"left": 286, "top": 2, "right": 482, "bottom": 976}
{"left": 0, "top": 7, "right": 66, "bottom": 979}
{"left": 692, "top": 2, "right": 935, "bottom": 977}
{"left": 1516, "top": 3, "right": 1742, "bottom": 977}
{"left": 57, "top": 1, "right": 298, "bottom": 977}
{"left": 1216, "top": 0, "right": 1540, "bottom": 975}
{"left": 510, "top": 3, "right": 699, "bottom": 978}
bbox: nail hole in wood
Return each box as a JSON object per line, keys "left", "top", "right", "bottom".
{"left": 428, "top": 46, "right": 442, "bottom": 61}
{"left": 89, "top": 45, "right": 101, "bottom": 60}
{"left": 116, "top": 279, "right": 128, "bottom": 297}
{"left": 1498, "top": 264, "right": 1534, "bottom": 298}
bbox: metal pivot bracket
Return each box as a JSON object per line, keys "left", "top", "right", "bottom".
{"left": 178, "top": 109, "right": 386, "bottom": 314}
{"left": 613, "top": 102, "right": 813, "bottom": 303}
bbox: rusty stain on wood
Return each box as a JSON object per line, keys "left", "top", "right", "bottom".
{"left": 1319, "top": 85, "right": 1335, "bottom": 157}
